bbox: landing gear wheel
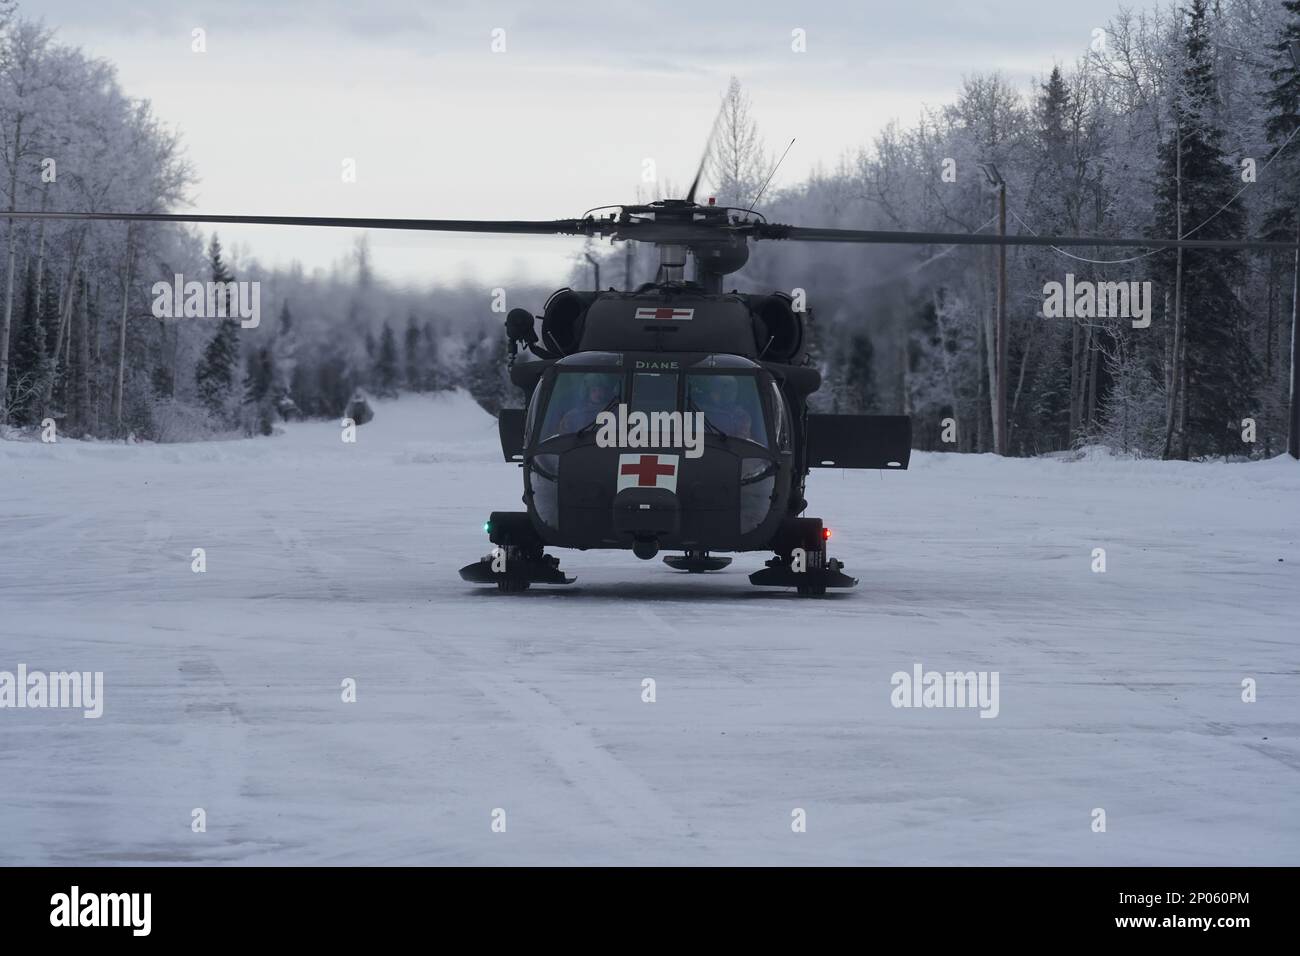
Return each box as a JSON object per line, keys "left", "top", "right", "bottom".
{"left": 458, "top": 513, "right": 574, "bottom": 590}
{"left": 497, "top": 548, "right": 533, "bottom": 592}
{"left": 748, "top": 518, "right": 858, "bottom": 595}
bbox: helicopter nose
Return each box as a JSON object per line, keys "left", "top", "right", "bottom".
{"left": 613, "top": 486, "right": 680, "bottom": 550}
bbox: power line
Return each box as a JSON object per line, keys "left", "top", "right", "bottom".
{"left": 1011, "top": 120, "right": 1300, "bottom": 266}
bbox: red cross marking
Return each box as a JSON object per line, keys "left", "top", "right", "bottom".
{"left": 620, "top": 454, "right": 675, "bottom": 487}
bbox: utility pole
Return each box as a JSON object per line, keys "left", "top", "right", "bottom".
{"left": 1290, "top": 217, "right": 1299, "bottom": 458}
{"left": 1288, "top": 43, "right": 1300, "bottom": 458}
{"left": 996, "top": 178, "right": 1008, "bottom": 455}
{"left": 625, "top": 242, "right": 633, "bottom": 291}
{"left": 979, "top": 163, "right": 1008, "bottom": 455}
{"left": 584, "top": 251, "right": 600, "bottom": 292}
{"left": 113, "top": 225, "right": 134, "bottom": 432}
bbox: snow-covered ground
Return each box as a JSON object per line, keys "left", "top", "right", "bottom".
{"left": 1, "top": 392, "right": 1296, "bottom": 865}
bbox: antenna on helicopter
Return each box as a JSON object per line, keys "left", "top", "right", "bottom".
{"left": 746, "top": 138, "right": 795, "bottom": 216}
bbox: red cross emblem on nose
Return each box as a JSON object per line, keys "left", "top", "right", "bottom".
{"left": 620, "top": 454, "right": 676, "bottom": 486}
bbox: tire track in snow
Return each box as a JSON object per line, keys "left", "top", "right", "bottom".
{"left": 979, "top": 613, "right": 1294, "bottom": 776}
{"left": 92, "top": 653, "right": 258, "bottom": 864}
{"left": 128, "top": 517, "right": 175, "bottom": 576}
{"left": 0, "top": 511, "right": 88, "bottom": 542}
{"left": 636, "top": 605, "right": 756, "bottom": 684}
{"left": 414, "top": 633, "right": 693, "bottom": 841}
{"left": 260, "top": 511, "right": 347, "bottom": 599}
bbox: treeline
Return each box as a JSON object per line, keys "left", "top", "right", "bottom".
{"left": 0, "top": 12, "right": 529, "bottom": 441}
{"left": 776, "top": 0, "right": 1300, "bottom": 459}
{"left": 6, "top": 1, "right": 1300, "bottom": 458}
{"left": 590, "top": 0, "right": 1300, "bottom": 460}
{"left": 162, "top": 235, "right": 532, "bottom": 439}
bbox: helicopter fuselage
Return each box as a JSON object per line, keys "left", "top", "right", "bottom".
{"left": 465, "top": 280, "right": 911, "bottom": 592}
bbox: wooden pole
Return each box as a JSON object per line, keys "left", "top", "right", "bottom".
{"left": 996, "top": 183, "right": 1008, "bottom": 455}
{"left": 1289, "top": 217, "right": 1299, "bottom": 458}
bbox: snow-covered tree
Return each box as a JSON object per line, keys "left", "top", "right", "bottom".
{"left": 194, "top": 236, "right": 241, "bottom": 425}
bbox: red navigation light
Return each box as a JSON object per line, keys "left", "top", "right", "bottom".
{"left": 822, "top": 527, "right": 832, "bottom": 540}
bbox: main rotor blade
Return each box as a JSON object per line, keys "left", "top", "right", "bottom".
{"left": 685, "top": 98, "right": 727, "bottom": 205}
{"left": 4, "top": 210, "right": 590, "bottom": 236}
{"left": 14, "top": 209, "right": 1296, "bottom": 252}
{"left": 754, "top": 223, "right": 1300, "bottom": 251}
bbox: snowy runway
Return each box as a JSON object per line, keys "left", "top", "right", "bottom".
{"left": 1, "top": 393, "right": 1297, "bottom": 864}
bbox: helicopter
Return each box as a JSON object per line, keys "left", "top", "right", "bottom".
{"left": 459, "top": 193, "right": 916, "bottom": 596}
{"left": 15, "top": 144, "right": 1298, "bottom": 596}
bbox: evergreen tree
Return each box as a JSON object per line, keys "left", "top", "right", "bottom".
{"left": 374, "top": 321, "right": 399, "bottom": 396}
{"left": 67, "top": 273, "right": 92, "bottom": 434}
{"left": 194, "top": 236, "right": 241, "bottom": 424}
{"left": 1151, "top": 0, "right": 1255, "bottom": 458}
{"left": 466, "top": 333, "right": 511, "bottom": 415}
{"left": 841, "top": 332, "right": 877, "bottom": 413}
{"left": 315, "top": 352, "right": 352, "bottom": 417}
{"left": 39, "top": 274, "right": 59, "bottom": 359}
{"left": 422, "top": 321, "right": 442, "bottom": 391}
{"left": 242, "top": 344, "right": 276, "bottom": 435}
{"left": 271, "top": 300, "right": 299, "bottom": 419}
{"left": 404, "top": 313, "right": 422, "bottom": 391}
{"left": 803, "top": 311, "right": 833, "bottom": 412}
{"left": 1262, "top": 1, "right": 1300, "bottom": 452}
{"left": 6, "top": 266, "right": 50, "bottom": 425}
{"left": 1265, "top": 1, "right": 1300, "bottom": 150}
{"left": 1036, "top": 67, "right": 1070, "bottom": 160}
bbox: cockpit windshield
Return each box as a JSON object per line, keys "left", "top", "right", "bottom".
{"left": 538, "top": 371, "right": 623, "bottom": 440}
{"left": 535, "top": 366, "right": 773, "bottom": 449}
{"left": 686, "top": 374, "right": 768, "bottom": 447}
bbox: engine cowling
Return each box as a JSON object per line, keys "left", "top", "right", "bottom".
{"left": 540, "top": 288, "right": 595, "bottom": 356}
{"left": 747, "top": 292, "right": 804, "bottom": 363}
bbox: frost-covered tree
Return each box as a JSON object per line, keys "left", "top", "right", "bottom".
{"left": 5, "top": 261, "right": 47, "bottom": 423}
{"left": 242, "top": 344, "right": 275, "bottom": 436}
{"left": 374, "top": 321, "right": 399, "bottom": 397}
{"left": 1152, "top": 0, "right": 1254, "bottom": 459}
{"left": 421, "top": 320, "right": 442, "bottom": 392}
{"left": 706, "top": 77, "right": 769, "bottom": 208}
{"left": 194, "top": 236, "right": 241, "bottom": 424}
{"left": 403, "top": 314, "right": 422, "bottom": 392}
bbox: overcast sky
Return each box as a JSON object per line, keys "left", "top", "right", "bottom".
{"left": 38, "top": 0, "right": 1162, "bottom": 288}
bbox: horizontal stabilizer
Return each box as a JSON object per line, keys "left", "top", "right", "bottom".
{"left": 807, "top": 414, "right": 911, "bottom": 469}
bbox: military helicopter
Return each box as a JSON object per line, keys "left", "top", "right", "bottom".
{"left": 16, "top": 139, "right": 1297, "bottom": 596}
{"left": 460, "top": 191, "right": 916, "bottom": 596}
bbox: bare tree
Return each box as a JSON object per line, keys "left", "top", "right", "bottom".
{"left": 705, "top": 77, "right": 770, "bottom": 208}
{"left": 0, "top": 21, "right": 53, "bottom": 423}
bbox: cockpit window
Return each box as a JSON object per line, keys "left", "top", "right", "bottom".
{"left": 539, "top": 371, "right": 622, "bottom": 440}
{"left": 631, "top": 372, "right": 678, "bottom": 414}
{"left": 770, "top": 381, "right": 791, "bottom": 451}
{"left": 686, "top": 373, "right": 768, "bottom": 447}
